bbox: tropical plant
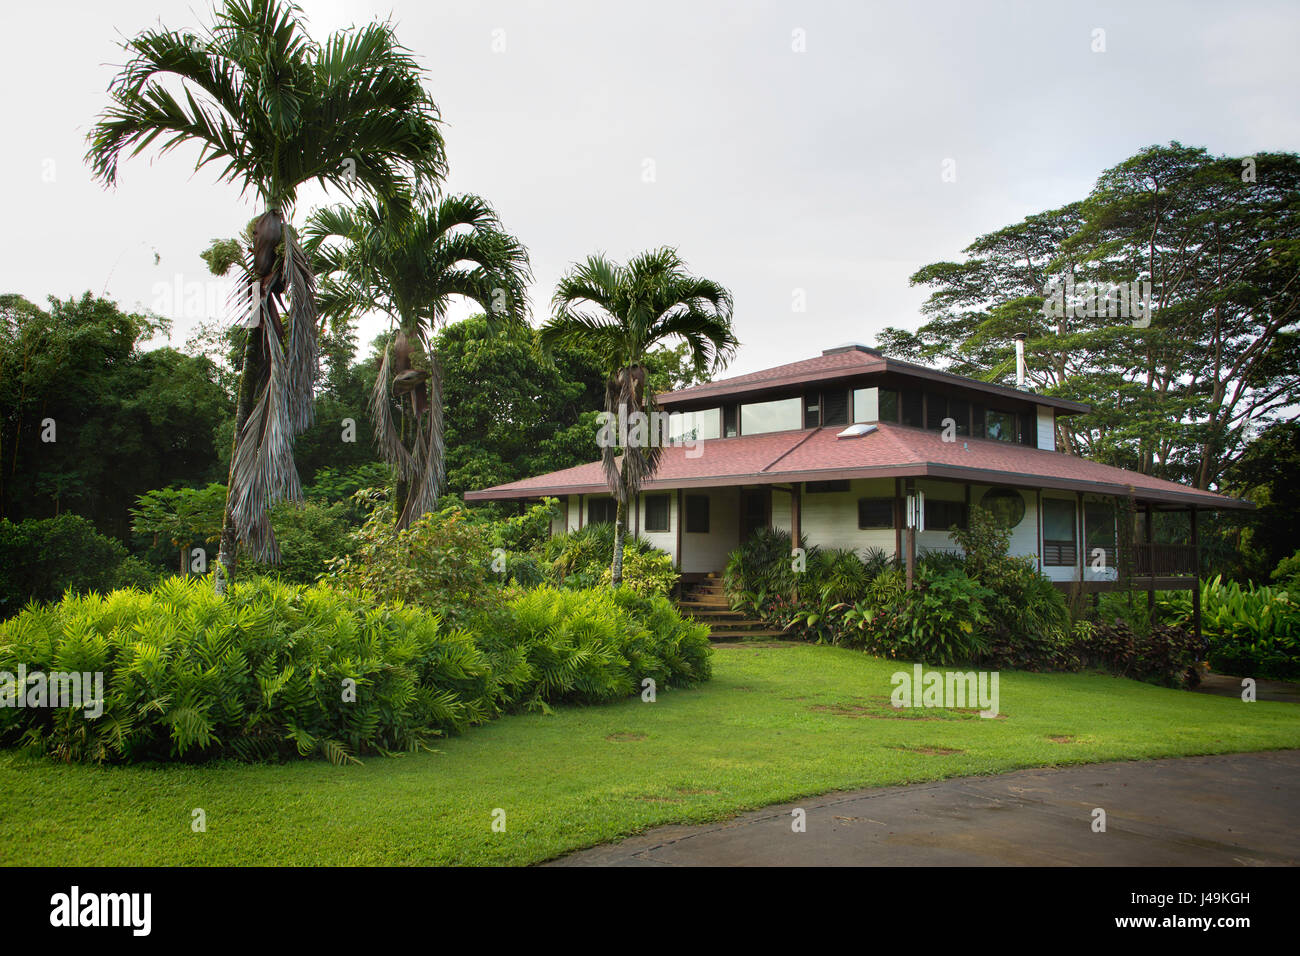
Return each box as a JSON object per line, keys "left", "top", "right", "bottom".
{"left": 723, "top": 527, "right": 810, "bottom": 617}
{"left": 85, "top": 0, "right": 447, "bottom": 589}
{"left": 599, "top": 547, "right": 679, "bottom": 596}
{"left": 1158, "top": 576, "right": 1300, "bottom": 679}
{"left": 0, "top": 575, "right": 712, "bottom": 764}
{"left": 329, "top": 495, "right": 498, "bottom": 629}
{"left": 540, "top": 249, "right": 738, "bottom": 585}
{"left": 129, "top": 484, "right": 227, "bottom": 573}
{"left": 306, "top": 195, "right": 530, "bottom": 527}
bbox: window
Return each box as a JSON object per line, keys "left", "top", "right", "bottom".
{"left": 901, "top": 389, "right": 923, "bottom": 427}
{"left": 1042, "top": 498, "right": 1077, "bottom": 566}
{"left": 858, "top": 497, "right": 894, "bottom": 529}
{"left": 878, "top": 388, "right": 900, "bottom": 423}
{"left": 972, "top": 403, "right": 986, "bottom": 439}
{"left": 925, "top": 393, "right": 948, "bottom": 431}
{"left": 853, "top": 387, "right": 879, "bottom": 423}
{"left": 822, "top": 390, "right": 849, "bottom": 426}
{"left": 925, "top": 499, "right": 968, "bottom": 531}
{"left": 1085, "top": 501, "right": 1117, "bottom": 570}
{"left": 980, "top": 487, "right": 1026, "bottom": 528}
{"left": 986, "top": 409, "right": 1017, "bottom": 443}
{"left": 723, "top": 405, "right": 738, "bottom": 437}
{"left": 950, "top": 398, "right": 971, "bottom": 436}
{"left": 587, "top": 498, "right": 616, "bottom": 526}
{"left": 685, "top": 494, "right": 710, "bottom": 533}
{"left": 644, "top": 494, "right": 670, "bottom": 533}
{"left": 803, "top": 395, "right": 821, "bottom": 428}
{"left": 667, "top": 409, "right": 720, "bottom": 442}
{"left": 805, "top": 480, "right": 850, "bottom": 493}
{"left": 740, "top": 397, "right": 801, "bottom": 435}
{"left": 1019, "top": 410, "right": 1036, "bottom": 448}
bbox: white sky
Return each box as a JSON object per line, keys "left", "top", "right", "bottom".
{"left": 2, "top": 0, "right": 1297, "bottom": 377}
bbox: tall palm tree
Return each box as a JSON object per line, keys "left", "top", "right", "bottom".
{"left": 85, "top": 0, "right": 447, "bottom": 592}
{"left": 305, "top": 195, "right": 531, "bottom": 527}
{"left": 541, "top": 248, "right": 738, "bottom": 585}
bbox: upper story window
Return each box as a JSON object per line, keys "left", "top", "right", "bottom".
{"left": 867, "top": 387, "right": 1034, "bottom": 446}
{"left": 740, "top": 397, "right": 802, "bottom": 435}
{"left": 723, "top": 404, "right": 738, "bottom": 437}
{"left": 667, "top": 409, "right": 720, "bottom": 442}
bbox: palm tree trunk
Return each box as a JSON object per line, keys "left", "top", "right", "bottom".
{"left": 214, "top": 328, "right": 263, "bottom": 595}
{"left": 611, "top": 497, "right": 627, "bottom": 587}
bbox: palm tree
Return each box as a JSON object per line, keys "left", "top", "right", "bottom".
{"left": 540, "top": 248, "right": 738, "bottom": 586}
{"left": 85, "top": 0, "right": 446, "bottom": 592}
{"left": 305, "top": 195, "right": 531, "bottom": 527}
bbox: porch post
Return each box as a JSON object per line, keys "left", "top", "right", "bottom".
{"left": 791, "top": 483, "right": 801, "bottom": 601}
{"left": 1145, "top": 503, "right": 1155, "bottom": 616}
{"left": 1191, "top": 506, "right": 1203, "bottom": 653}
{"left": 675, "top": 488, "right": 683, "bottom": 570}
{"left": 905, "top": 478, "right": 916, "bottom": 590}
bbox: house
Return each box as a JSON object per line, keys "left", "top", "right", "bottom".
{"left": 465, "top": 344, "right": 1250, "bottom": 610}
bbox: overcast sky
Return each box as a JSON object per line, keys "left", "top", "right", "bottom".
{"left": 2, "top": 0, "right": 1297, "bottom": 378}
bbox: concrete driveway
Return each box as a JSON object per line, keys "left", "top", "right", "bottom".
{"left": 546, "top": 750, "right": 1300, "bottom": 866}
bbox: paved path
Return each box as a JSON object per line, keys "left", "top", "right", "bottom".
{"left": 546, "top": 750, "right": 1300, "bottom": 866}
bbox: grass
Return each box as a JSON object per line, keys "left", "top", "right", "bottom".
{"left": 1, "top": 641, "right": 1297, "bottom": 866}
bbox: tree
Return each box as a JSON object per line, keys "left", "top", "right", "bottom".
{"left": 0, "top": 293, "right": 229, "bottom": 539}
{"left": 540, "top": 248, "right": 738, "bottom": 585}
{"left": 130, "top": 484, "right": 227, "bottom": 572}
{"left": 306, "top": 195, "right": 530, "bottom": 527}
{"left": 433, "top": 314, "right": 606, "bottom": 499}
{"left": 881, "top": 143, "right": 1300, "bottom": 490}
{"left": 85, "top": 0, "right": 447, "bottom": 590}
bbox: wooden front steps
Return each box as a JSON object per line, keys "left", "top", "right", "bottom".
{"left": 675, "top": 575, "right": 786, "bottom": 642}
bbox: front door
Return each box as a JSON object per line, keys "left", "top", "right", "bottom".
{"left": 740, "top": 488, "right": 770, "bottom": 542}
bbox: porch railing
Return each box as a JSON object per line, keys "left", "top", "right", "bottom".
{"left": 1129, "top": 543, "right": 1197, "bottom": 577}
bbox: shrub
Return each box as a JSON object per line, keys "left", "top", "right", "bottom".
{"left": 1158, "top": 576, "right": 1300, "bottom": 679}
{"left": 949, "top": 507, "right": 1072, "bottom": 670}
{"left": 1071, "top": 617, "right": 1201, "bottom": 687}
{"left": 1270, "top": 550, "right": 1300, "bottom": 597}
{"left": 330, "top": 500, "right": 499, "bottom": 629}
{"left": 499, "top": 587, "right": 711, "bottom": 707}
{"left": 0, "top": 515, "right": 150, "bottom": 617}
{"left": 895, "top": 567, "right": 992, "bottom": 665}
{"left": 542, "top": 522, "right": 658, "bottom": 587}
{"left": 491, "top": 498, "right": 560, "bottom": 554}
{"left": 724, "top": 528, "right": 805, "bottom": 615}
{"left": 243, "top": 500, "right": 356, "bottom": 585}
{"left": 0, "top": 576, "right": 491, "bottom": 763}
{"left": 599, "top": 547, "right": 678, "bottom": 596}
{"left": 0, "top": 577, "right": 712, "bottom": 764}
{"left": 839, "top": 566, "right": 992, "bottom": 664}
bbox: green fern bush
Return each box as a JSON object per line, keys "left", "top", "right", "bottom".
{"left": 497, "top": 587, "right": 711, "bottom": 708}
{"left": 0, "top": 576, "right": 712, "bottom": 765}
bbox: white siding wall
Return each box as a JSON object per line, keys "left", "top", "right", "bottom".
{"left": 799, "top": 477, "right": 898, "bottom": 557}
{"left": 1036, "top": 405, "right": 1056, "bottom": 452}
{"left": 638, "top": 491, "right": 678, "bottom": 565}
{"left": 680, "top": 487, "right": 741, "bottom": 573}
{"left": 771, "top": 487, "right": 793, "bottom": 534}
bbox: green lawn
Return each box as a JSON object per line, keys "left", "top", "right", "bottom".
{"left": 1, "top": 642, "right": 1296, "bottom": 866}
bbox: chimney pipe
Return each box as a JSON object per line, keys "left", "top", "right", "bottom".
{"left": 1013, "top": 333, "right": 1027, "bottom": 388}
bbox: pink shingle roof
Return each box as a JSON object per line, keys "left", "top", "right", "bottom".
{"left": 656, "top": 348, "right": 1090, "bottom": 414}
{"left": 464, "top": 423, "right": 1249, "bottom": 509}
